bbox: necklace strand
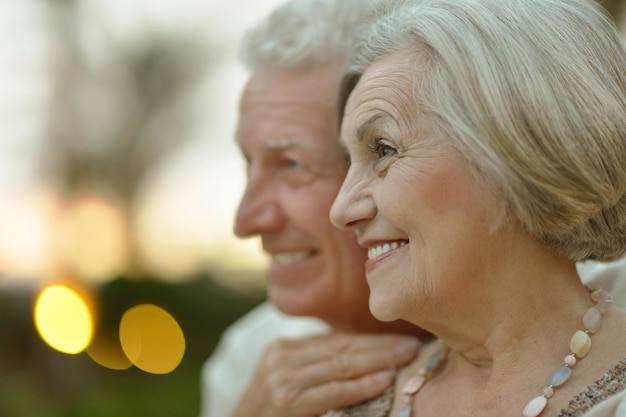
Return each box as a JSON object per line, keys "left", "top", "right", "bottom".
{"left": 397, "top": 288, "right": 614, "bottom": 417}
{"left": 522, "top": 287, "right": 613, "bottom": 417}
{"left": 397, "top": 342, "right": 449, "bottom": 417}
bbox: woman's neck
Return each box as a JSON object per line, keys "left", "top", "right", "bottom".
{"left": 394, "top": 284, "right": 626, "bottom": 417}
{"left": 414, "top": 257, "right": 590, "bottom": 374}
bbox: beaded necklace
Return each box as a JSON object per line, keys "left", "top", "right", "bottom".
{"left": 397, "top": 288, "right": 614, "bottom": 417}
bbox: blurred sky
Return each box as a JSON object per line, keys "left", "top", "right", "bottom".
{"left": 0, "top": 0, "right": 286, "bottom": 285}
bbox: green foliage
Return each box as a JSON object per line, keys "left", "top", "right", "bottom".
{"left": 0, "top": 274, "right": 265, "bottom": 417}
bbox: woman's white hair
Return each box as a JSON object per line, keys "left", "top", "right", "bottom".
{"left": 239, "top": 0, "right": 387, "bottom": 73}
{"left": 342, "top": 0, "right": 626, "bottom": 261}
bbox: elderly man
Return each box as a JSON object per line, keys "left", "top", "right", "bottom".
{"left": 198, "top": 1, "right": 429, "bottom": 417}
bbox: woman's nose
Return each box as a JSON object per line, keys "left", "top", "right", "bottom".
{"left": 330, "top": 167, "right": 375, "bottom": 231}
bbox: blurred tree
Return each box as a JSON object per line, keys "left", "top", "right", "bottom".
{"left": 41, "top": 0, "right": 215, "bottom": 278}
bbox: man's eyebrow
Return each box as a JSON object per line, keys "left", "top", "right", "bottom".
{"left": 263, "top": 138, "right": 314, "bottom": 151}
{"left": 232, "top": 136, "right": 304, "bottom": 149}
{"left": 356, "top": 112, "right": 392, "bottom": 143}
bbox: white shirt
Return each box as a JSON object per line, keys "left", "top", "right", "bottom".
{"left": 582, "top": 389, "right": 626, "bottom": 417}
{"left": 578, "top": 258, "right": 626, "bottom": 306}
{"left": 198, "top": 302, "right": 330, "bottom": 417}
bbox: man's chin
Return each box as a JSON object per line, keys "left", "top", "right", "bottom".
{"left": 269, "top": 290, "right": 321, "bottom": 317}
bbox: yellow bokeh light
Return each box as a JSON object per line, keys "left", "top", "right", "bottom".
{"left": 87, "top": 330, "right": 133, "bottom": 370}
{"left": 119, "top": 304, "right": 185, "bottom": 374}
{"left": 34, "top": 285, "right": 94, "bottom": 354}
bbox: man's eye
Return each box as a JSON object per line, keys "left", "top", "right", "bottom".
{"left": 277, "top": 158, "right": 316, "bottom": 187}
{"left": 369, "top": 140, "right": 396, "bottom": 158}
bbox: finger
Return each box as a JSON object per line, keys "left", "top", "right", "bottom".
{"left": 271, "top": 369, "right": 396, "bottom": 414}
{"left": 264, "top": 333, "right": 420, "bottom": 369}
{"left": 264, "top": 334, "right": 417, "bottom": 403}
{"left": 293, "top": 342, "right": 416, "bottom": 388}
{"left": 314, "top": 332, "right": 421, "bottom": 355}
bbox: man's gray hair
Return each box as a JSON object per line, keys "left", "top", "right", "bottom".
{"left": 239, "top": 0, "right": 386, "bottom": 73}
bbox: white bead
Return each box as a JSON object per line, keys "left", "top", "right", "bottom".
{"left": 523, "top": 396, "right": 548, "bottom": 417}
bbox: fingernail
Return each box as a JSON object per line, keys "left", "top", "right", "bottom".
{"left": 374, "top": 370, "right": 393, "bottom": 385}
{"left": 394, "top": 339, "right": 419, "bottom": 358}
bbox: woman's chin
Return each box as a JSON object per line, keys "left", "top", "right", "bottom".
{"left": 369, "top": 299, "right": 401, "bottom": 322}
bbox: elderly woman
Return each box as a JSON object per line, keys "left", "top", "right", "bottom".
{"left": 329, "top": 0, "right": 626, "bottom": 416}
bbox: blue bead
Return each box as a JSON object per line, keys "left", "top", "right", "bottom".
{"left": 547, "top": 366, "right": 572, "bottom": 387}
{"left": 398, "top": 404, "right": 412, "bottom": 417}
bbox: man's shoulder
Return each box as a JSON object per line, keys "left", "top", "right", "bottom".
{"left": 220, "top": 301, "right": 330, "bottom": 346}
{"left": 198, "top": 303, "right": 329, "bottom": 417}
{"left": 201, "top": 302, "right": 330, "bottom": 396}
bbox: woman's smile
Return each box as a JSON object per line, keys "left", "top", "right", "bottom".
{"left": 367, "top": 240, "right": 408, "bottom": 260}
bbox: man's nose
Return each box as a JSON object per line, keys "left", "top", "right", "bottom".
{"left": 234, "top": 169, "right": 285, "bottom": 238}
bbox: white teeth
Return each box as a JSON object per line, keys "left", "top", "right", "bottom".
{"left": 367, "top": 241, "right": 405, "bottom": 260}
{"left": 272, "top": 251, "right": 312, "bottom": 264}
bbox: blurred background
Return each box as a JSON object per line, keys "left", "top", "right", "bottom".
{"left": 0, "top": 0, "right": 283, "bottom": 415}
{"left": 0, "top": 0, "right": 624, "bottom": 416}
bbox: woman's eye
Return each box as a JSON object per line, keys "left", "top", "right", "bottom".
{"left": 369, "top": 140, "right": 396, "bottom": 158}
{"left": 287, "top": 159, "right": 300, "bottom": 169}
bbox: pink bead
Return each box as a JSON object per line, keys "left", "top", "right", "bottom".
{"left": 403, "top": 375, "right": 425, "bottom": 395}
{"left": 564, "top": 354, "right": 577, "bottom": 367}
{"left": 596, "top": 299, "right": 614, "bottom": 313}
{"left": 591, "top": 288, "right": 613, "bottom": 303}
{"left": 583, "top": 307, "right": 602, "bottom": 333}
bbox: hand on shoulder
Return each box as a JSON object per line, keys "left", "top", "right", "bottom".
{"left": 230, "top": 332, "right": 421, "bottom": 417}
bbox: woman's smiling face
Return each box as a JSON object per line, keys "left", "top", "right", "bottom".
{"left": 331, "top": 52, "right": 511, "bottom": 325}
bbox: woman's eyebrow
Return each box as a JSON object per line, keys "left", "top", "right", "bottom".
{"left": 356, "top": 112, "right": 393, "bottom": 143}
